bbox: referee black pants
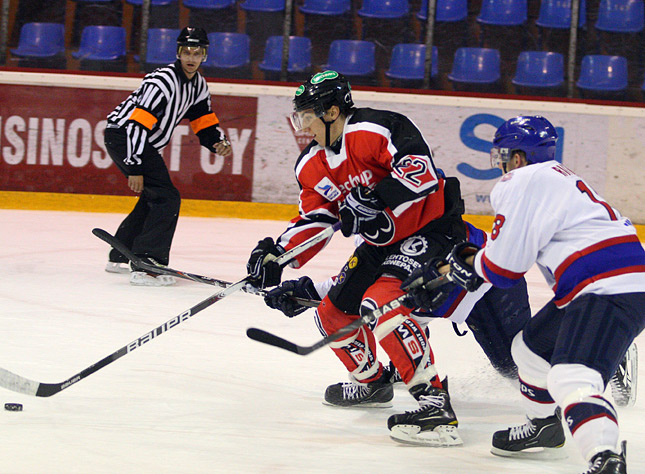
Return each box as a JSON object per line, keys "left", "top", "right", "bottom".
{"left": 104, "top": 127, "right": 180, "bottom": 266}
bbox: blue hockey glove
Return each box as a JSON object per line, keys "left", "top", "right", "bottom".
{"left": 264, "top": 276, "right": 321, "bottom": 317}
{"left": 448, "top": 242, "right": 484, "bottom": 292}
{"left": 400, "top": 258, "right": 456, "bottom": 310}
{"left": 338, "top": 185, "right": 386, "bottom": 237}
{"left": 246, "top": 237, "right": 285, "bottom": 288}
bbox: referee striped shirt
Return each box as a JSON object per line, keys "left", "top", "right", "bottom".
{"left": 107, "top": 60, "right": 221, "bottom": 167}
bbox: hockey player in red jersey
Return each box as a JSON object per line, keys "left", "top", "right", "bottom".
{"left": 413, "top": 115, "right": 645, "bottom": 473}
{"left": 245, "top": 71, "right": 468, "bottom": 446}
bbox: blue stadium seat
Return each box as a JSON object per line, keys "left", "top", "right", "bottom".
{"left": 325, "top": 40, "right": 376, "bottom": 77}
{"left": 512, "top": 51, "right": 564, "bottom": 88}
{"left": 259, "top": 36, "right": 311, "bottom": 72}
{"left": 536, "top": 0, "right": 586, "bottom": 29}
{"left": 595, "top": 0, "right": 644, "bottom": 33}
{"left": 126, "top": 0, "right": 176, "bottom": 4}
{"left": 241, "top": 0, "right": 284, "bottom": 11}
{"left": 11, "top": 22, "right": 65, "bottom": 58}
{"left": 576, "top": 55, "right": 628, "bottom": 91}
{"left": 448, "top": 47, "right": 501, "bottom": 83}
{"left": 143, "top": 28, "right": 180, "bottom": 66}
{"left": 182, "top": 0, "right": 236, "bottom": 8}
{"left": 386, "top": 44, "right": 438, "bottom": 80}
{"left": 203, "top": 32, "right": 250, "bottom": 69}
{"left": 417, "top": 0, "right": 468, "bottom": 22}
{"left": 477, "top": 0, "right": 527, "bottom": 25}
{"left": 358, "top": 0, "right": 409, "bottom": 19}
{"left": 300, "top": 0, "right": 351, "bottom": 15}
{"left": 72, "top": 25, "right": 126, "bottom": 60}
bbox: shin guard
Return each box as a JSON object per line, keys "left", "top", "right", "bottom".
{"left": 548, "top": 364, "right": 620, "bottom": 461}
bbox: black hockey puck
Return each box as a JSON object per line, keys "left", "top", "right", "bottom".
{"left": 4, "top": 403, "right": 23, "bottom": 411}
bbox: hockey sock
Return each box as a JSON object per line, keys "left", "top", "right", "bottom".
{"left": 317, "top": 296, "right": 381, "bottom": 379}
{"left": 362, "top": 276, "right": 440, "bottom": 387}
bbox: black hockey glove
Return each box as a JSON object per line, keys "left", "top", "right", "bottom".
{"left": 400, "top": 258, "right": 456, "bottom": 310}
{"left": 264, "top": 276, "right": 321, "bottom": 317}
{"left": 246, "top": 237, "right": 285, "bottom": 288}
{"left": 448, "top": 242, "right": 484, "bottom": 292}
{"left": 338, "top": 185, "right": 387, "bottom": 237}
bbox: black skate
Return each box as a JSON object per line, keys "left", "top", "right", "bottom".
{"left": 385, "top": 361, "right": 403, "bottom": 386}
{"left": 609, "top": 343, "right": 638, "bottom": 408}
{"left": 581, "top": 441, "right": 627, "bottom": 474}
{"left": 387, "top": 378, "right": 462, "bottom": 446}
{"left": 491, "top": 410, "right": 566, "bottom": 459}
{"left": 323, "top": 375, "right": 394, "bottom": 408}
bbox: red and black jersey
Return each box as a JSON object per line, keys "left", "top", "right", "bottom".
{"left": 279, "top": 107, "right": 451, "bottom": 268}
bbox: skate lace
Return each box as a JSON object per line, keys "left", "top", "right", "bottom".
{"left": 609, "top": 370, "right": 628, "bottom": 395}
{"left": 508, "top": 419, "right": 536, "bottom": 441}
{"left": 413, "top": 393, "right": 445, "bottom": 411}
{"left": 342, "top": 383, "right": 369, "bottom": 400}
{"left": 582, "top": 456, "right": 603, "bottom": 474}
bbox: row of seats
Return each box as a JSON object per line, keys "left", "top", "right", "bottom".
{"left": 69, "top": 0, "right": 644, "bottom": 33}
{"left": 449, "top": 48, "right": 632, "bottom": 93}
{"left": 10, "top": 22, "right": 641, "bottom": 94}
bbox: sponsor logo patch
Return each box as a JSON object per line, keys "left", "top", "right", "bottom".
{"left": 314, "top": 177, "right": 342, "bottom": 201}
{"left": 310, "top": 70, "right": 339, "bottom": 84}
{"left": 400, "top": 236, "right": 428, "bottom": 256}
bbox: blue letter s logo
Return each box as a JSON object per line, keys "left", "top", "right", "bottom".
{"left": 457, "top": 113, "right": 564, "bottom": 180}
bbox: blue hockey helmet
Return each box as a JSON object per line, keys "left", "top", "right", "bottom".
{"left": 490, "top": 115, "right": 558, "bottom": 168}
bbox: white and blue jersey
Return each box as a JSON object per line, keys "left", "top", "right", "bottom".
{"left": 415, "top": 222, "right": 492, "bottom": 323}
{"left": 473, "top": 160, "right": 645, "bottom": 307}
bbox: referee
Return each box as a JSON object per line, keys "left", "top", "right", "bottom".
{"left": 104, "top": 26, "right": 232, "bottom": 286}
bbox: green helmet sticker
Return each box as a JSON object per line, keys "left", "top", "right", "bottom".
{"left": 310, "top": 70, "right": 339, "bottom": 85}
{"left": 295, "top": 85, "right": 305, "bottom": 96}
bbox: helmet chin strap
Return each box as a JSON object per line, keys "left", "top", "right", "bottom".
{"left": 323, "top": 115, "right": 341, "bottom": 147}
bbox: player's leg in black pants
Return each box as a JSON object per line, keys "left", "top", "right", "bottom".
{"left": 466, "top": 278, "right": 531, "bottom": 378}
{"left": 128, "top": 157, "right": 180, "bottom": 266}
{"left": 104, "top": 127, "right": 180, "bottom": 266}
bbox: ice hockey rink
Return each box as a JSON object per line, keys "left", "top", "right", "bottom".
{"left": 1, "top": 209, "right": 644, "bottom": 474}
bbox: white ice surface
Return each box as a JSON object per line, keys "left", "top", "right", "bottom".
{"left": 1, "top": 209, "right": 643, "bottom": 474}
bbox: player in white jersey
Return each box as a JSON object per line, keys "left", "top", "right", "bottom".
{"left": 418, "top": 116, "right": 645, "bottom": 474}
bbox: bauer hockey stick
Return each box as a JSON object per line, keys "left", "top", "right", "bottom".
{"left": 92, "top": 228, "right": 319, "bottom": 308}
{"left": 246, "top": 273, "right": 453, "bottom": 355}
{"left": 0, "top": 222, "right": 340, "bottom": 397}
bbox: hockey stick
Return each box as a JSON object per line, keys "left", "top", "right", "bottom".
{"left": 0, "top": 222, "right": 340, "bottom": 397}
{"left": 246, "top": 273, "right": 452, "bottom": 356}
{"left": 92, "top": 228, "right": 319, "bottom": 308}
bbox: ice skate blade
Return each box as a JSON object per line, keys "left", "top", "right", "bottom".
{"left": 611, "top": 342, "right": 638, "bottom": 408}
{"left": 105, "top": 262, "right": 130, "bottom": 274}
{"left": 490, "top": 445, "right": 567, "bottom": 460}
{"left": 389, "top": 424, "right": 463, "bottom": 447}
{"left": 130, "top": 272, "right": 176, "bottom": 287}
{"left": 322, "top": 400, "right": 393, "bottom": 408}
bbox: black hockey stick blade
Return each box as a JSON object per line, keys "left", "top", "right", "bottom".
{"left": 246, "top": 328, "right": 303, "bottom": 354}
{"left": 92, "top": 228, "right": 320, "bottom": 308}
{"left": 246, "top": 273, "right": 452, "bottom": 356}
{"left": 247, "top": 317, "right": 366, "bottom": 355}
{"left": 93, "top": 228, "right": 250, "bottom": 289}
